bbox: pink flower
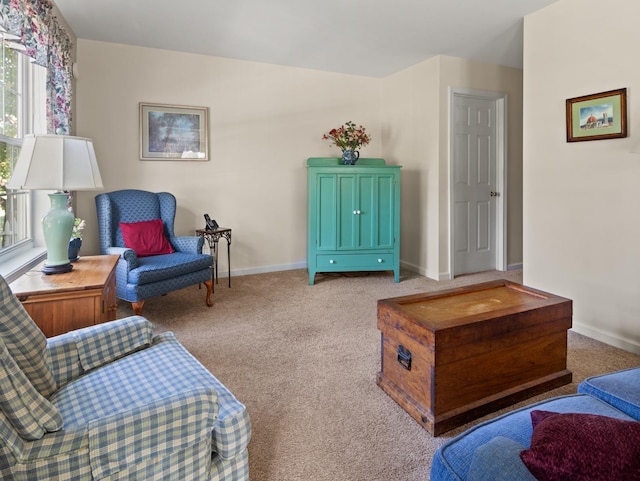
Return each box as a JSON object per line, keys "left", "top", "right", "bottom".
{"left": 322, "top": 121, "right": 371, "bottom": 151}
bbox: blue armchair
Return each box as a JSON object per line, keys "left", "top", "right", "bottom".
{"left": 0, "top": 273, "right": 251, "bottom": 480}
{"left": 95, "top": 189, "right": 213, "bottom": 315}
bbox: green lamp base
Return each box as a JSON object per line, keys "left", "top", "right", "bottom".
{"left": 42, "top": 192, "right": 74, "bottom": 275}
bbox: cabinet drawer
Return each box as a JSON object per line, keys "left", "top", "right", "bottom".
{"left": 317, "top": 253, "right": 394, "bottom": 268}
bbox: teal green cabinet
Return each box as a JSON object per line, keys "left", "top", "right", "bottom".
{"left": 307, "top": 157, "right": 401, "bottom": 285}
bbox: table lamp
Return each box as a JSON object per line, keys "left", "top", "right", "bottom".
{"left": 7, "top": 134, "right": 103, "bottom": 274}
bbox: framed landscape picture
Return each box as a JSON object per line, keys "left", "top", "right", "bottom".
{"left": 139, "top": 103, "right": 209, "bottom": 160}
{"left": 566, "top": 88, "right": 627, "bottom": 142}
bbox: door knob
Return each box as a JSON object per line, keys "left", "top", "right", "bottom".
{"left": 490, "top": 191, "right": 499, "bottom": 197}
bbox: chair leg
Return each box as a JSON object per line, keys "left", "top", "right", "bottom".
{"left": 132, "top": 301, "right": 145, "bottom": 315}
{"left": 204, "top": 280, "right": 213, "bottom": 307}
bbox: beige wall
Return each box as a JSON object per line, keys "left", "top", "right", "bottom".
{"left": 74, "top": 40, "right": 383, "bottom": 276}
{"left": 524, "top": 0, "right": 640, "bottom": 353}
{"left": 382, "top": 55, "right": 523, "bottom": 280}
{"left": 74, "top": 40, "right": 524, "bottom": 285}
{"left": 381, "top": 57, "right": 441, "bottom": 278}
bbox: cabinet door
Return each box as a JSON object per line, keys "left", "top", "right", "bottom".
{"left": 373, "top": 173, "right": 396, "bottom": 249}
{"left": 337, "top": 174, "right": 357, "bottom": 249}
{"left": 356, "top": 174, "right": 375, "bottom": 248}
{"left": 21, "top": 291, "right": 100, "bottom": 337}
{"left": 314, "top": 169, "right": 397, "bottom": 252}
{"left": 354, "top": 173, "right": 395, "bottom": 250}
{"left": 316, "top": 174, "right": 338, "bottom": 251}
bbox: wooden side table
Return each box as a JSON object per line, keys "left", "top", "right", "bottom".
{"left": 9, "top": 255, "right": 119, "bottom": 337}
{"left": 196, "top": 228, "right": 231, "bottom": 293}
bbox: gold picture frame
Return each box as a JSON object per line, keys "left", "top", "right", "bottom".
{"left": 566, "top": 88, "right": 627, "bottom": 142}
{"left": 139, "top": 102, "right": 209, "bottom": 160}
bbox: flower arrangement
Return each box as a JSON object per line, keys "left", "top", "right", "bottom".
{"left": 322, "top": 121, "right": 371, "bottom": 152}
{"left": 71, "top": 218, "right": 86, "bottom": 240}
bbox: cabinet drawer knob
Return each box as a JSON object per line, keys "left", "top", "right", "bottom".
{"left": 378, "top": 258, "right": 383, "bottom": 263}
{"left": 329, "top": 259, "right": 335, "bottom": 264}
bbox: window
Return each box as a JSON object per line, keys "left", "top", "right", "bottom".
{"left": 0, "top": 37, "right": 45, "bottom": 258}
{"left": 0, "top": 40, "right": 28, "bottom": 251}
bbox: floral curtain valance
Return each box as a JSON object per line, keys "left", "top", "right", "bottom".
{"left": 0, "top": 0, "right": 72, "bottom": 134}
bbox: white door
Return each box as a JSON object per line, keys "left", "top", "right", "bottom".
{"left": 451, "top": 92, "right": 503, "bottom": 276}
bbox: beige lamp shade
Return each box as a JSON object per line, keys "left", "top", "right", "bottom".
{"left": 7, "top": 134, "right": 103, "bottom": 191}
{"left": 7, "top": 134, "right": 104, "bottom": 274}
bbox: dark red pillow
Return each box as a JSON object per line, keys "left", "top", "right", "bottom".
{"left": 520, "top": 410, "right": 640, "bottom": 481}
{"left": 119, "top": 219, "right": 175, "bottom": 257}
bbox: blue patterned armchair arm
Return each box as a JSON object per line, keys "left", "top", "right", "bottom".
{"left": 104, "top": 246, "right": 138, "bottom": 268}
{"left": 47, "top": 316, "right": 153, "bottom": 387}
{"left": 171, "top": 235, "right": 205, "bottom": 254}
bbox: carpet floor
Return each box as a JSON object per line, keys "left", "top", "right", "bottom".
{"left": 117, "top": 268, "right": 640, "bottom": 481}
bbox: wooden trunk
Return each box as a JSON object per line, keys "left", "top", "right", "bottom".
{"left": 376, "top": 280, "right": 572, "bottom": 435}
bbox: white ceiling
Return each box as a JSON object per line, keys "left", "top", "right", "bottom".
{"left": 54, "top": 0, "right": 560, "bottom": 78}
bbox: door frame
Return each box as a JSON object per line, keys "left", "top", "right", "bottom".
{"left": 448, "top": 87, "right": 508, "bottom": 278}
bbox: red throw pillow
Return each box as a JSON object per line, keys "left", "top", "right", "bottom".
{"left": 520, "top": 410, "right": 640, "bottom": 481}
{"left": 119, "top": 219, "right": 175, "bottom": 257}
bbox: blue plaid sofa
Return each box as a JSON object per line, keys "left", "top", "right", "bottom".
{"left": 0, "top": 274, "right": 251, "bottom": 480}
{"left": 430, "top": 366, "right": 640, "bottom": 480}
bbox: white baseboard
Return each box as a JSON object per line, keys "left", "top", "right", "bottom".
{"left": 224, "top": 261, "right": 307, "bottom": 279}
{"left": 232, "top": 260, "right": 428, "bottom": 280}
{"left": 399, "top": 260, "right": 442, "bottom": 280}
{"left": 572, "top": 321, "right": 640, "bottom": 355}
{"left": 226, "top": 260, "right": 520, "bottom": 283}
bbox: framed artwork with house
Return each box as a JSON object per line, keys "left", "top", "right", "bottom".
{"left": 566, "top": 88, "right": 627, "bottom": 142}
{"left": 139, "top": 102, "right": 209, "bottom": 160}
